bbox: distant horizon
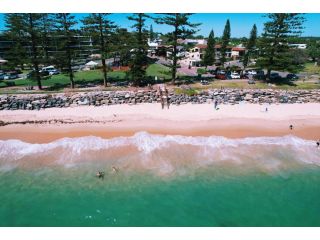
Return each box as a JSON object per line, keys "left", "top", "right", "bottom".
{"left": 0, "top": 13, "right": 319, "bottom": 38}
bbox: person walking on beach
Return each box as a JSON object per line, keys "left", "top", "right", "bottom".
{"left": 159, "top": 86, "right": 164, "bottom": 109}
{"left": 165, "top": 87, "right": 170, "bottom": 109}
{"left": 214, "top": 99, "right": 218, "bottom": 110}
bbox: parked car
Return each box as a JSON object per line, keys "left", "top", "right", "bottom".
{"left": 4, "top": 72, "right": 18, "bottom": 80}
{"left": 0, "top": 74, "right": 5, "bottom": 80}
{"left": 27, "top": 70, "right": 49, "bottom": 79}
{"left": 216, "top": 70, "right": 226, "bottom": 75}
{"left": 200, "top": 80, "right": 209, "bottom": 85}
{"left": 246, "top": 70, "right": 257, "bottom": 75}
{"left": 41, "top": 66, "right": 60, "bottom": 75}
{"left": 216, "top": 74, "right": 226, "bottom": 80}
{"left": 48, "top": 69, "right": 60, "bottom": 75}
{"left": 112, "top": 81, "right": 129, "bottom": 87}
{"left": 230, "top": 72, "right": 241, "bottom": 79}
{"left": 270, "top": 72, "right": 281, "bottom": 80}
{"left": 286, "top": 73, "right": 299, "bottom": 80}
{"left": 254, "top": 71, "right": 266, "bottom": 80}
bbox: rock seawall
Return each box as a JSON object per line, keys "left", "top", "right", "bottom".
{"left": 1, "top": 89, "right": 320, "bottom": 110}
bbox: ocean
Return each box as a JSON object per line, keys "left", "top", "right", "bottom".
{"left": 0, "top": 132, "right": 320, "bottom": 226}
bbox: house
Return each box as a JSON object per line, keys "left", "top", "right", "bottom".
{"left": 182, "top": 43, "right": 247, "bottom": 67}
{"left": 147, "top": 38, "right": 163, "bottom": 55}
{"left": 214, "top": 44, "right": 233, "bottom": 60}
{"left": 231, "top": 46, "right": 246, "bottom": 60}
{"left": 288, "top": 43, "right": 307, "bottom": 49}
{"left": 154, "top": 44, "right": 186, "bottom": 58}
{"left": 183, "top": 44, "right": 207, "bottom": 67}
{"left": 177, "top": 38, "right": 208, "bottom": 45}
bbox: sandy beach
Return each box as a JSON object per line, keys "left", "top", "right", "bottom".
{"left": 0, "top": 103, "right": 319, "bottom": 142}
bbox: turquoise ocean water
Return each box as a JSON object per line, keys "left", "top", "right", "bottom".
{"left": 0, "top": 132, "right": 319, "bottom": 226}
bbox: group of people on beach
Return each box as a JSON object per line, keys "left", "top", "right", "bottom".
{"left": 159, "top": 85, "right": 170, "bottom": 109}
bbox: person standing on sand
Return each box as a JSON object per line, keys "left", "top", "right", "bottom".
{"left": 159, "top": 86, "right": 164, "bottom": 109}
{"left": 214, "top": 99, "right": 218, "bottom": 110}
{"left": 165, "top": 87, "right": 170, "bottom": 109}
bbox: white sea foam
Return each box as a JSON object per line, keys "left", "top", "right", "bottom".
{"left": 0, "top": 132, "right": 319, "bottom": 173}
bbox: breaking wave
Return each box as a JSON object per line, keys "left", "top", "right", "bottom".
{"left": 0, "top": 132, "right": 319, "bottom": 174}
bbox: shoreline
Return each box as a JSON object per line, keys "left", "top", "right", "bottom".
{"left": 1, "top": 103, "right": 320, "bottom": 143}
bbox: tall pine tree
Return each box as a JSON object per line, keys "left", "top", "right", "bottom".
{"left": 128, "top": 13, "right": 149, "bottom": 86}
{"left": 156, "top": 14, "right": 199, "bottom": 83}
{"left": 82, "top": 14, "right": 117, "bottom": 87}
{"left": 39, "top": 14, "right": 54, "bottom": 65}
{"left": 25, "top": 14, "right": 43, "bottom": 89}
{"left": 5, "top": 13, "right": 44, "bottom": 89}
{"left": 203, "top": 30, "right": 215, "bottom": 67}
{"left": 220, "top": 19, "right": 231, "bottom": 66}
{"left": 243, "top": 24, "right": 257, "bottom": 68}
{"left": 4, "top": 14, "right": 28, "bottom": 70}
{"left": 54, "top": 13, "right": 77, "bottom": 88}
{"left": 257, "top": 14, "right": 305, "bottom": 80}
{"left": 149, "top": 24, "right": 155, "bottom": 41}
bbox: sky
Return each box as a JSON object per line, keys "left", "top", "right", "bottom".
{"left": 0, "top": 13, "right": 319, "bottom": 37}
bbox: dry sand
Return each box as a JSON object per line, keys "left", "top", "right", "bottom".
{"left": 0, "top": 103, "right": 320, "bottom": 143}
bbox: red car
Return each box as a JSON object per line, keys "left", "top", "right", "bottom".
{"left": 215, "top": 74, "right": 226, "bottom": 80}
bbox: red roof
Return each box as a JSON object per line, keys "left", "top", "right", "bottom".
{"left": 214, "top": 44, "right": 233, "bottom": 49}
{"left": 232, "top": 47, "right": 246, "bottom": 51}
{"left": 195, "top": 44, "right": 207, "bottom": 49}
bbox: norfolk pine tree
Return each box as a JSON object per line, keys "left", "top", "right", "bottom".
{"left": 156, "top": 14, "right": 200, "bottom": 83}
{"left": 257, "top": 14, "right": 305, "bottom": 80}
{"left": 5, "top": 14, "right": 44, "bottom": 89}
{"left": 149, "top": 24, "right": 155, "bottom": 41}
{"left": 4, "top": 14, "right": 28, "bottom": 70}
{"left": 54, "top": 13, "right": 77, "bottom": 88}
{"left": 25, "top": 14, "right": 43, "bottom": 90}
{"left": 220, "top": 19, "right": 231, "bottom": 66}
{"left": 128, "top": 13, "right": 149, "bottom": 86}
{"left": 203, "top": 30, "right": 215, "bottom": 67}
{"left": 243, "top": 24, "right": 257, "bottom": 68}
{"left": 82, "top": 14, "right": 117, "bottom": 87}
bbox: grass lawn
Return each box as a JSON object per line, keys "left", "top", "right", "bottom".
{"left": 0, "top": 64, "right": 171, "bottom": 90}
{"left": 1, "top": 63, "right": 320, "bottom": 93}
{"left": 146, "top": 63, "right": 171, "bottom": 79}
{"left": 0, "top": 69, "right": 126, "bottom": 89}
{"left": 191, "top": 80, "right": 320, "bottom": 90}
{"left": 304, "top": 63, "right": 320, "bottom": 75}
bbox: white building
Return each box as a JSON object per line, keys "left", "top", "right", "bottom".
{"left": 288, "top": 43, "right": 307, "bottom": 49}
{"left": 147, "top": 38, "right": 163, "bottom": 55}
{"left": 177, "top": 39, "right": 208, "bottom": 45}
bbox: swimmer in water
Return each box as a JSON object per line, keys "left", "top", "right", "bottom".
{"left": 96, "top": 171, "right": 105, "bottom": 179}
{"left": 112, "top": 166, "right": 119, "bottom": 174}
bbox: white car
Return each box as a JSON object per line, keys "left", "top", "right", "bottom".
{"left": 247, "top": 70, "right": 257, "bottom": 75}
{"left": 231, "top": 72, "right": 240, "bottom": 79}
